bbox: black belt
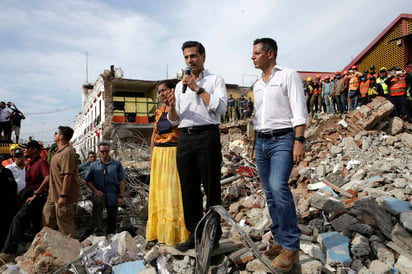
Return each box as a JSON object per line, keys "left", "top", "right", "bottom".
{"left": 154, "top": 142, "right": 177, "bottom": 147}
{"left": 257, "top": 128, "right": 293, "bottom": 138}
{"left": 180, "top": 124, "right": 219, "bottom": 135}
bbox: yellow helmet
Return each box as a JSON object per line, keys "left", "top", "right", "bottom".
{"left": 307, "top": 77, "right": 313, "bottom": 82}
{"left": 10, "top": 144, "right": 22, "bottom": 153}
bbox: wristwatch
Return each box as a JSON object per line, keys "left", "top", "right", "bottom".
{"left": 196, "top": 87, "right": 206, "bottom": 95}
{"left": 294, "top": 136, "right": 305, "bottom": 143}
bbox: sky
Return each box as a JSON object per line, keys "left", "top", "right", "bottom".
{"left": 1, "top": 0, "right": 411, "bottom": 145}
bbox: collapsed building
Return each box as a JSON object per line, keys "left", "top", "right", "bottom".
{"left": 71, "top": 65, "right": 252, "bottom": 163}
{"left": 1, "top": 97, "right": 411, "bottom": 274}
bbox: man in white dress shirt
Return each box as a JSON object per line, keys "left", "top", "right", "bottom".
{"left": 251, "top": 37, "right": 307, "bottom": 272}
{"left": 168, "top": 40, "right": 227, "bottom": 251}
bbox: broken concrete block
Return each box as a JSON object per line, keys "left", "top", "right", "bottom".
{"left": 346, "top": 96, "right": 393, "bottom": 133}
{"left": 348, "top": 223, "right": 375, "bottom": 237}
{"left": 81, "top": 235, "right": 108, "bottom": 248}
{"left": 400, "top": 210, "right": 412, "bottom": 232}
{"left": 241, "top": 194, "right": 266, "bottom": 209}
{"left": 354, "top": 197, "right": 393, "bottom": 239}
{"left": 393, "top": 178, "right": 408, "bottom": 188}
{"left": 362, "top": 259, "right": 391, "bottom": 274}
{"left": 351, "top": 169, "right": 367, "bottom": 181}
{"left": 390, "top": 224, "right": 412, "bottom": 257}
{"left": 245, "top": 258, "right": 272, "bottom": 272}
{"left": 331, "top": 213, "right": 357, "bottom": 236}
{"left": 394, "top": 255, "right": 412, "bottom": 274}
{"left": 380, "top": 196, "right": 411, "bottom": 216}
{"left": 341, "top": 137, "right": 360, "bottom": 152}
{"left": 229, "top": 140, "right": 244, "bottom": 155}
{"left": 316, "top": 165, "right": 326, "bottom": 177}
{"left": 350, "top": 258, "right": 364, "bottom": 272}
{"left": 318, "top": 232, "right": 352, "bottom": 266}
{"left": 299, "top": 254, "right": 323, "bottom": 274}
{"left": 350, "top": 233, "right": 371, "bottom": 257}
{"left": 370, "top": 241, "right": 395, "bottom": 265}
{"left": 309, "top": 192, "right": 345, "bottom": 213}
{"left": 399, "top": 132, "right": 412, "bottom": 149}
{"left": 248, "top": 228, "right": 264, "bottom": 241}
{"left": 386, "top": 116, "right": 404, "bottom": 135}
{"left": 110, "top": 231, "right": 139, "bottom": 256}
{"left": 330, "top": 145, "right": 343, "bottom": 156}
{"left": 229, "top": 246, "right": 255, "bottom": 264}
{"left": 144, "top": 246, "right": 159, "bottom": 264}
{"left": 300, "top": 240, "right": 325, "bottom": 263}
{"left": 17, "top": 227, "right": 81, "bottom": 274}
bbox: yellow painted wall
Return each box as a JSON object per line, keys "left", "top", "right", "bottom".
{"left": 358, "top": 18, "right": 412, "bottom": 71}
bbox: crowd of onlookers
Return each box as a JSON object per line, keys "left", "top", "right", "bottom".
{"left": 0, "top": 101, "right": 26, "bottom": 143}
{"left": 303, "top": 62, "right": 412, "bottom": 122}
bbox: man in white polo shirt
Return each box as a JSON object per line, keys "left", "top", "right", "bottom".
{"left": 6, "top": 149, "right": 26, "bottom": 194}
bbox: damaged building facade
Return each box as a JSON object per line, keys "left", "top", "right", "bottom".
{"left": 72, "top": 66, "right": 159, "bottom": 159}
{"left": 72, "top": 65, "right": 252, "bottom": 160}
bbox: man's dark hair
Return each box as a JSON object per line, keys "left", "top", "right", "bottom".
{"left": 407, "top": 60, "right": 412, "bottom": 66}
{"left": 253, "top": 38, "right": 278, "bottom": 58}
{"left": 88, "top": 151, "right": 96, "bottom": 156}
{"left": 158, "top": 79, "right": 177, "bottom": 89}
{"left": 182, "top": 41, "right": 205, "bottom": 55}
{"left": 98, "top": 141, "right": 111, "bottom": 148}
{"left": 58, "top": 126, "right": 74, "bottom": 141}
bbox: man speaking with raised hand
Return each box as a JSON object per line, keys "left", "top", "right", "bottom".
{"left": 167, "top": 41, "right": 227, "bottom": 251}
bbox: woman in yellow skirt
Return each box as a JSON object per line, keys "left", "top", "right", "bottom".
{"left": 146, "top": 80, "right": 190, "bottom": 246}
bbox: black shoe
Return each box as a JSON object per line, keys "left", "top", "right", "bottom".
{"left": 146, "top": 240, "right": 157, "bottom": 249}
{"left": 175, "top": 234, "right": 195, "bottom": 252}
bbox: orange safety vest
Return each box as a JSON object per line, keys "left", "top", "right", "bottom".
{"left": 389, "top": 75, "right": 406, "bottom": 96}
{"left": 348, "top": 75, "right": 360, "bottom": 90}
{"left": 359, "top": 80, "right": 369, "bottom": 98}
{"left": 1, "top": 158, "right": 14, "bottom": 167}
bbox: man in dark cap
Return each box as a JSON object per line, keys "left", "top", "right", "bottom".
{"left": 5, "top": 149, "right": 26, "bottom": 194}
{"left": 368, "top": 65, "right": 378, "bottom": 79}
{"left": 0, "top": 140, "right": 49, "bottom": 264}
{"left": 376, "top": 67, "right": 389, "bottom": 98}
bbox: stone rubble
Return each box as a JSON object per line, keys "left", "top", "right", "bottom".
{"left": 1, "top": 96, "right": 411, "bottom": 273}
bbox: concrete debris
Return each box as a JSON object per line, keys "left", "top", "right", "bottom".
{"left": 1, "top": 97, "right": 412, "bottom": 273}
{"left": 16, "top": 227, "right": 82, "bottom": 273}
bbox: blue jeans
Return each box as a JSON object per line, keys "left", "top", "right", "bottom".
{"left": 255, "top": 131, "right": 300, "bottom": 250}
{"left": 323, "top": 94, "right": 335, "bottom": 113}
{"left": 335, "top": 93, "right": 347, "bottom": 112}
{"left": 348, "top": 90, "right": 359, "bottom": 111}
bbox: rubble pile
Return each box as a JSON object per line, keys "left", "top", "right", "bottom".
{"left": 1, "top": 97, "right": 411, "bottom": 273}
{"left": 75, "top": 166, "right": 150, "bottom": 240}
{"left": 211, "top": 97, "right": 412, "bottom": 273}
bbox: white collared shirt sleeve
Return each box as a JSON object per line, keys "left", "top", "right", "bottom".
{"left": 205, "top": 75, "right": 227, "bottom": 115}
{"left": 172, "top": 69, "right": 227, "bottom": 128}
{"left": 253, "top": 65, "right": 307, "bottom": 131}
{"left": 288, "top": 70, "right": 308, "bottom": 127}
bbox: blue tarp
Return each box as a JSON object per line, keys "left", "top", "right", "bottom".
{"left": 112, "top": 260, "right": 145, "bottom": 274}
